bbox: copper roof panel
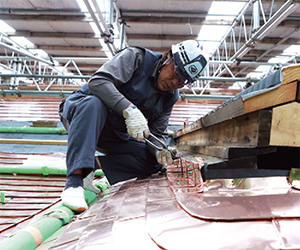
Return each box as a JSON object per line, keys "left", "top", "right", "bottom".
{"left": 43, "top": 165, "right": 300, "bottom": 250}
{"left": 176, "top": 191, "right": 300, "bottom": 221}
{"left": 147, "top": 199, "right": 281, "bottom": 250}
{"left": 275, "top": 218, "right": 300, "bottom": 249}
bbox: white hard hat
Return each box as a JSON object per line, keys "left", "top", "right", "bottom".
{"left": 172, "top": 40, "right": 208, "bottom": 85}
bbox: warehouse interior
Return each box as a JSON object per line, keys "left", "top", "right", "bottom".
{"left": 0, "top": 0, "right": 300, "bottom": 249}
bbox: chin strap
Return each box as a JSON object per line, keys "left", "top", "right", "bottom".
{"left": 158, "top": 50, "right": 172, "bottom": 74}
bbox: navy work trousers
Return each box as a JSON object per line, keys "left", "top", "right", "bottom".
{"left": 59, "top": 92, "right": 162, "bottom": 185}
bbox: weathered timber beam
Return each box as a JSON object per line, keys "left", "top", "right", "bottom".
{"left": 175, "top": 109, "right": 272, "bottom": 148}
{"left": 177, "top": 145, "right": 277, "bottom": 159}
{"left": 175, "top": 65, "right": 300, "bottom": 137}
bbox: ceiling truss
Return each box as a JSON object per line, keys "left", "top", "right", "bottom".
{"left": 0, "top": 0, "right": 299, "bottom": 99}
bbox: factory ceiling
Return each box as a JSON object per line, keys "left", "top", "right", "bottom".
{"left": 0, "top": 0, "right": 299, "bottom": 95}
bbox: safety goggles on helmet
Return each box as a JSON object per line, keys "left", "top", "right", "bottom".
{"left": 172, "top": 40, "right": 208, "bottom": 85}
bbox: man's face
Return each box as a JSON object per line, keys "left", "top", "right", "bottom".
{"left": 157, "top": 55, "right": 185, "bottom": 91}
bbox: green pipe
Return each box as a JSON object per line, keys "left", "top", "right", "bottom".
{"left": 0, "top": 126, "right": 68, "bottom": 134}
{"left": 0, "top": 164, "right": 67, "bottom": 175}
{"left": 0, "top": 190, "right": 98, "bottom": 250}
{"left": 0, "top": 191, "right": 5, "bottom": 203}
{"left": 0, "top": 164, "right": 104, "bottom": 177}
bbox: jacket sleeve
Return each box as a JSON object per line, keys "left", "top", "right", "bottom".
{"left": 88, "top": 47, "right": 144, "bottom": 114}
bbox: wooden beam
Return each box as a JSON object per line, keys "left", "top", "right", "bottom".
{"left": 203, "top": 97, "right": 245, "bottom": 127}
{"left": 175, "top": 110, "right": 272, "bottom": 148}
{"left": 282, "top": 64, "right": 300, "bottom": 85}
{"left": 244, "top": 81, "right": 299, "bottom": 113}
{"left": 177, "top": 145, "right": 277, "bottom": 159}
{"left": 270, "top": 102, "right": 300, "bottom": 147}
{"left": 175, "top": 65, "right": 300, "bottom": 139}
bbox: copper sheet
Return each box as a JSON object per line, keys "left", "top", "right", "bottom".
{"left": 48, "top": 169, "right": 300, "bottom": 250}
{"left": 146, "top": 199, "right": 281, "bottom": 250}
{"left": 76, "top": 219, "right": 115, "bottom": 249}
{"left": 48, "top": 218, "right": 93, "bottom": 249}
{"left": 167, "top": 157, "right": 204, "bottom": 191}
{"left": 165, "top": 158, "right": 300, "bottom": 221}
{"left": 111, "top": 218, "right": 159, "bottom": 250}
{"left": 273, "top": 218, "right": 300, "bottom": 249}
{"left": 147, "top": 186, "right": 175, "bottom": 202}
{"left": 174, "top": 177, "right": 300, "bottom": 220}
{"left": 116, "top": 197, "right": 147, "bottom": 221}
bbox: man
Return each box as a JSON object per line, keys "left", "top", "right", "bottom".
{"left": 59, "top": 40, "right": 208, "bottom": 211}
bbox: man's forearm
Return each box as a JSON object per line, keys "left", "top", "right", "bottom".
{"left": 88, "top": 78, "right": 131, "bottom": 113}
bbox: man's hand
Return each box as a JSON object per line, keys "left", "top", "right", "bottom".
{"left": 123, "top": 105, "right": 150, "bottom": 141}
{"left": 156, "top": 147, "right": 178, "bottom": 165}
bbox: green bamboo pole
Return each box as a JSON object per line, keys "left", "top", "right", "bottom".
{"left": 0, "top": 126, "right": 67, "bottom": 134}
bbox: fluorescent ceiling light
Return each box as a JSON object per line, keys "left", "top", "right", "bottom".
{"left": 198, "top": 25, "right": 229, "bottom": 41}
{"left": 268, "top": 56, "right": 291, "bottom": 64}
{"left": 10, "top": 37, "right": 34, "bottom": 48}
{"left": 199, "top": 41, "right": 221, "bottom": 54}
{"left": 206, "top": 1, "right": 246, "bottom": 21}
{"left": 197, "top": 1, "right": 245, "bottom": 54}
{"left": 75, "top": 0, "right": 88, "bottom": 12}
{"left": 0, "top": 20, "right": 15, "bottom": 33}
{"left": 282, "top": 45, "right": 300, "bottom": 56}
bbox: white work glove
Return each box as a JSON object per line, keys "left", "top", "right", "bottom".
{"left": 123, "top": 105, "right": 150, "bottom": 141}
{"left": 156, "top": 147, "right": 178, "bottom": 165}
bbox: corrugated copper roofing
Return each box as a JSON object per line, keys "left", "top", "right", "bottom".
{"left": 0, "top": 173, "right": 65, "bottom": 233}
{"left": 0, "top": 97, "right": 218, "bottom": 126}
{"left": 0, "top": 152, "right": 67, "bottom": 238}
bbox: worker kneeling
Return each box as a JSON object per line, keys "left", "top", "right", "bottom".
{"left": 59, "top": 40, "right": 208, "bottom": 211}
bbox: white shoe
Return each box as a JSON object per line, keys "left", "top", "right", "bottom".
{"left": 61, "top": 186, "right": 88, "bottom": 212}
{"left": 83, "top": 171, "right": 101, "bottom": 194}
